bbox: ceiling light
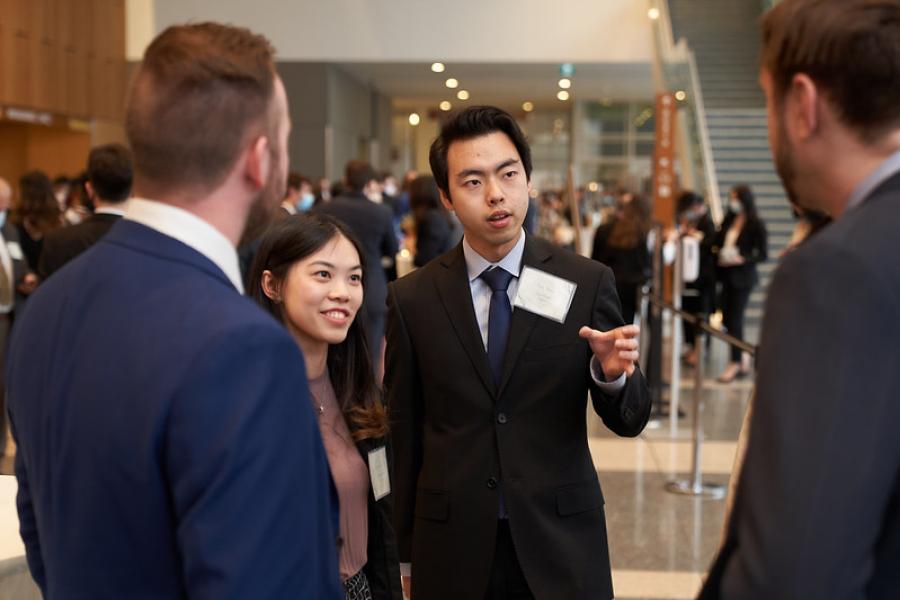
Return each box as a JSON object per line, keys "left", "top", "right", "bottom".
{"left": 648, "top": 8, "right": 660, "bottom": 20}
{"left": 457, "top": 89, "right": 470, "bottom": 100}
{"left": 588, "top": 182, "right": 599, "bottom": 192}
{"left": 522, "top": 101, "right": 534, "bottom": 112}
{"left": 557, "top": 90, "right": 570, "bottom": 101}
{"left": 675, "top": 90, "right": 687, "bottom": 101}
{"left": 445, "top": 78, "right": 459, "bottom": 89}
{"left": 558, "top": 78, "right": 572, "bottom": 89}
{"left": 431, "top": 62, "right": 445, "bottom": 73}
{"left": 408, "top": 112, "right": 421, "bottom": 126}
{"left": 440, "top": 100, "right": 452, "bottom": 111}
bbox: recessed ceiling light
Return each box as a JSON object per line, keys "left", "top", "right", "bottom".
{"left": 431, "top": 62, "right": 445, "bottom": 73}
{"left": 648, "top": 8, "right": 660, "bottom": 20}
{"left": 445, "top": 78, "right": 459, "bottom": 89}
{"left": 457, "top": 90, "right": 470, "bottom": 100}
{"left": 408, "top": 112, "right": 421, "bottom": 126}
{"left": 557, "top": 90, "right": 570, "bottom": 101}
{"left": 558, "top": 78, "right": 572, "bottom": 89}
{"left": 675, "top": 90, "right": 687, "bottom": 101}
{"left": 522, "top": 101, "right": 534, "bottom": 112}
{"left": 439, "top": 100, "right": 452, "bottom": 111}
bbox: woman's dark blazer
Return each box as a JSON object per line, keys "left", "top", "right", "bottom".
{"left": 713, "top": 213, "right": 769, "bottom": 289}
{"left": 356, "top": 435, "right": 402, "bottom": 600}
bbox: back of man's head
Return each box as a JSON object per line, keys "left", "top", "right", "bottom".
{"left": 125, "top": 23, "right": 277, "bottom": 198}
{"left": 87, "top": 144, "right": 133, "bottom": 204}
{"left": 429, "top": 106, "right": 532, "bottom": 200}
{"left": 762, "top": 0, "right": 900, "bottom": 143}
{"left": 345, "top": 160, "right": 377, "bottom": 193}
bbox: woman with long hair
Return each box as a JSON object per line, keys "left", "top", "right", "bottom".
{"left": 409, "top": 174, "right": 458, "bottom": 267}
{"left": 13, "top": 171, "right": 63, "bottom": 273}
{"left": 713, "top": 184, "right": 768, "bottom": 382}
{"left": 591, "top": 193, "right": 654, "bottom": 325}
{"left": 249, "top": 214, "right": 400, "bottom": 600}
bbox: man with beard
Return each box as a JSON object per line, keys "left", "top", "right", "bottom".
{"left": 5, "top": 23, "right": 342, "bottom": 600}
{"left": 699, "top": 1, "right": 900, "bottom": 599}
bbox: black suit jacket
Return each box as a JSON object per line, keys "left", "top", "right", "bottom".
{"left": 37, "top": 212, "right": 121, "bottom": 280}
{"left": 699, "top": 171, "right": 900, "bottom": 600}
{"left": 385, "top": 236, "right": 651, "bottom": 600}
{"left": 315, "top": 194, "right": 398, "bottom": 320}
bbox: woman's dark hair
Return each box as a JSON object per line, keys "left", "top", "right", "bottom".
{"left": 429, "top": 105, "right": 532, "bottom": 200}
{"left": 731, "top": 184, "right": 760, "bottom": 222}
{"left": 676, "top": 190, "right": 704, "bottom": 218}
{"left": 409, "top": 174, "right": 452, "bottom": 223}
{"left": 248, "top": 213, "right": 388, "bottom": 441}
{"left": 608, "top": 193, "right": 652, "bottom": 249}
{"left": 13, "top": 171, "right": 62, "bottom": 232}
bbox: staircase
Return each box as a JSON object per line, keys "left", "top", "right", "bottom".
{"left": 668, "top": 0, "right": 793, "bottom": 336}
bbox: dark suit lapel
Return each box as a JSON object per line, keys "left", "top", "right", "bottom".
{"left": 497, "top": 237, "right": 551, "bottom": 396}
{"left": 434, "top": 245, "right": 496, "bottom": 395}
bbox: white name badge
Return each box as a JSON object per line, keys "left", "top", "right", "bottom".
{"left": 368, "top": 446, "right": 391, "bottom": 501}
{"left": 513, "top": 266, "right": 577, "bottom": 323}
{"left": 6, "top": 242, "right": 23, "bottom": 261}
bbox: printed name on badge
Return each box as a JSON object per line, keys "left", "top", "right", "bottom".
{"left": 513, "top": 266, "right": 577, "bottom": 323}
{"left": 368, "top": 446, "right": 391, "bottom": 501}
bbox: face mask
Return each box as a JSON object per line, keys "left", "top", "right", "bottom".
{"left": 729, "top": 201, "right": 743, "bottom": 214}
{"left": 383, "top": 184, "right": 398, "bottom": 197}
{"left": 296, "top": 192, "right": 315, "bottom": 212}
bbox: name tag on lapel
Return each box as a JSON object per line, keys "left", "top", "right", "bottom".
{"left": 513, "top": 266, "right": 577, "bottom": 323}
{"left": 368, "top": 446, "right": 390, "bottom": 501}
{"left": 6, "top": 242, "right": 23, "bottom": 261}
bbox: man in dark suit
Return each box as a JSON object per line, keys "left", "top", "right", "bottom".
{"left": 0, "top": 177, "right": 29, "bottom": 456}
{"left": 5, "top": 23, "right": 342, "bottom": 599}
{"left": 316, "top": 160, "right": 398, "bottom": 367}
{"left": 386, "top": 106, "right": 651, "bottom": 600}
{"left": 38, "top": 143, "right": 132, "bottom": 279}
{"left": 699, "top": 2, "right": 900, "bottom": 599}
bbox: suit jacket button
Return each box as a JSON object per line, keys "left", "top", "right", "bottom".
{"left": 497, "top": 413, "right": 508, "bottom": 424}
{"left": 487, "top": 477, "right": 498, "bottom": 489}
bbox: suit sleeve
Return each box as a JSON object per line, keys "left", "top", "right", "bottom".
{"left": 11, "top": 419, "right": 46, "bottom": 594}
{"left": 166, "top": 325, "right": 342, "bottom": 600}
{"left": 715, "top": 245, "right": 900, "bottom": 599}
{"left": 384, "top": 283, "right": 422, "bottom": 563}
{"left": 381, "top": 207, "right": 400, "bottom": 262}
{"left": 587, "top": 266, "right": 652, "bottom": 437}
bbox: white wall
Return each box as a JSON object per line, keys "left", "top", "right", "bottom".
{"left": 152, "top": 0, "right": 653, "bottom": 63}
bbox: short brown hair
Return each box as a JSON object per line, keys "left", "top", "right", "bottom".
{"left": 125, "top": 23, "right": 277, "bottom": 195}
{"left": 344, "top": 160, "right": 377, "bottom": 193}
{"left": 761, "top": 0, "right": 900, "bottom": 142}
{"left": 87, "top": 144, "right": 133, "bottom": 203}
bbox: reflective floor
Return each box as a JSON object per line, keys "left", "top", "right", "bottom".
{"left": 592, "top": 332, "right": 754, "bottom": 600}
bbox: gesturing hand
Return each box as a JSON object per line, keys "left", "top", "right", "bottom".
{"left": 578, "top": 324, "right": 640, "bottom": 380}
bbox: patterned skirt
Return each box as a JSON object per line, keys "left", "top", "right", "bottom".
{"left": 344, "top": 569, "right": 373, "bottom": 600}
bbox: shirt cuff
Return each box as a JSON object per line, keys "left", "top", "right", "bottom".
{"left": 590, "top": 356, "right": 627, "bottom": 393}
{"left": 400, "top": 563, "right": 411, "bottom": 577}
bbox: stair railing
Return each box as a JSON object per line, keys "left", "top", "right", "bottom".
{"left": 649, "top": 0, "right": 723, "bottom": 224}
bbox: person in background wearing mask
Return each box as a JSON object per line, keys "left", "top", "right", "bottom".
{"left": 281, "top": 172, "right": 315, "bottom": 215}
{"left": 712, "top": 184, "right": 767, "bottom": 382}
{"left": 676, "top": 191, "right": 716, "bottom": 366}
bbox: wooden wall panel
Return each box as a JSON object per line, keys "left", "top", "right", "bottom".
{"left": 56, "top": 0, "right": 90, "bottom": 116}
{"left": 0, "top": 123, "right": 29, "bottom": 187}
{"left": 24, "top": 125, "right": 91, "bottom": 180}
{"left": 28, "top": 0, "right": 62, "bottom": 112}
{"left": 0, "top": 0, "right": 33, "bottom": 107}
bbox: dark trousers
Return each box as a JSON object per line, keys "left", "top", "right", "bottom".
{"left": 485, "top": 521, "right": 534, "bottom": 600}
{"left": 682, "top": 283, "right": 713, "bottom": 347}
{"left": 616, "top": 282, "right": 640, "bottom": 326}
{"left": 720, "top": 281, "right": 752, "bottom": 362}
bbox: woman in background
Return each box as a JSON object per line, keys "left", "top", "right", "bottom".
{"left": 676, "top": 191, "right": 716, "bottom": 366}
{"left": 713, "top": 185, "right": 768, "bottom": 382}
{"left": 249, "top": 214, "right": 401, "bottom": 600}
{"left": 591, "top": 193, "right": 653, "bottom": 325}
{"left": 13, "top": 171, "right": 63, "bottom": 274}
{"left": 409, "top": 174, "right": 458, "bottom": 267}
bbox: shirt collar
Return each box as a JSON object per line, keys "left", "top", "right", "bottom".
{"left": 462, "top": 229, "right": 526, "bottom": 282}
{"left": 123, "top": 198, "right": 244, "bottom": 293}
{"left": 845, "top": 148, "right": 900, "bottom": 213}
{"left": 95, "top": 206, "right": 125, "bottom": 217}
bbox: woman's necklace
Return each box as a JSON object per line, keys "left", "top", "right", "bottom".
{"left": 310, "top": 376, "right": 327, "bottom": 415}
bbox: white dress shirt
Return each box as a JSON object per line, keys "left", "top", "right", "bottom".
{"left": 123, "top": 198, "right": 244, "bottom": 294}
{"left": 0, "top": 227, "right": 14, "bottom": 314}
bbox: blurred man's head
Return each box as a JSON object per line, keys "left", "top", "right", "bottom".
{"left": 760, "top": 0, "right": 900, "bottom": 216}
{"left": 0, "top": 178, "right": 11, "bottom": 214}
{"left": 344, "top": 160, "right": 380, "bottom": 200}
{"left": 86, "top": 144, "right": 133, "bottom": 205}
{"left": 125, "top": 23, "right": 290, "bottom": 241}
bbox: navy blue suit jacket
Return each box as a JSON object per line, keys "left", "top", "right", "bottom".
{"left": 7, "top": 220, "right": 343, "bottom": 599}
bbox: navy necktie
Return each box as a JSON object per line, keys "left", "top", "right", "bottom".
{"left": 480, "top": 267, "right": 514, "bottom": 387}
